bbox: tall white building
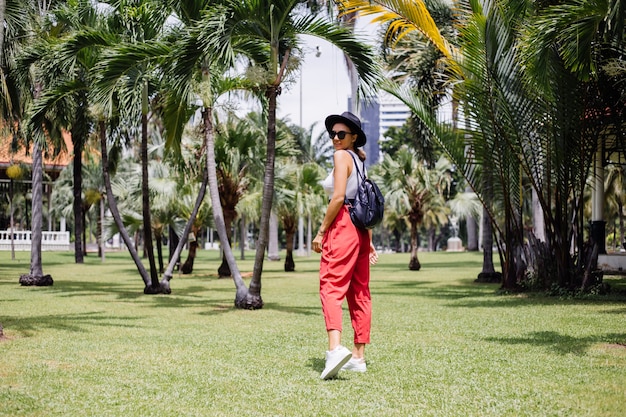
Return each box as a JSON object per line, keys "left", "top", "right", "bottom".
{"left": 378, "top": 91, "right": 412, "bottom": 140}
{"left": 352, "top": 90, "right": 455, "bottom": 166}
{"left": 352, "top": 91, "right": 411, "bottom": 166}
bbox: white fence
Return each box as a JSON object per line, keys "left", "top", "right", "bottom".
{"left": 0, "top": 230, "right": 71, "bottom": 251}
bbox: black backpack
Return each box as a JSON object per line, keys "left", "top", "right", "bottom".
{"left": 345, "top": 152, "right": 385, "bottom": 229}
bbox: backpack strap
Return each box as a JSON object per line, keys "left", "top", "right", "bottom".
{"left": 347, "top": 151, "right": 366, "bottom": 182}
{"left": 345, "top": 151, "right": 365, "bottom": 206}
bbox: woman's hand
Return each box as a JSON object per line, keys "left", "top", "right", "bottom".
{"left": 312, "top": 233, "right": 323, "bottom": 253}
{"left": 369, "top": 242, "right": 378, "bottom": 265}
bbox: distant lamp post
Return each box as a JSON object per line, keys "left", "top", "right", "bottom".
{"left": 297, "top": 45, "right": 321, "bottom": 257}
{"left": 299, "top": 45, "right": 322, "bottom": 128}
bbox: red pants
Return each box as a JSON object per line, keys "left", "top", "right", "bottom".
{"left": 319, "top": 206, "right": 371, "bottom": 344}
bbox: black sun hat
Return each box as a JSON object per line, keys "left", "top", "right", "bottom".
{"left": 325, "top": 111, "right": 367, "bottom": 148}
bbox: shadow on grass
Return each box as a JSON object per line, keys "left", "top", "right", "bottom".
{"left": 420, "top": 260, "right": 484, "bottom": 269}
{"left": 485, "top": 331, "right": 626, "bottom": 356}
{"left": 262, "top": 302, "right": 320, "bottom": 316}
{"left": 2, "top": 311, "right": 142, "bottom": 338}
{"left": 307, "top": 357, "right": 351, "bottom": 380}
{"left": 0, "top": 277, "right": 243, "bottom": 313}
{"left": 49, "top": 279, "right": 209, "bottom": 301}
{"left": 375, "top": 279, "right": 499, "bottom": 300}
{"left": 376, "top": 278, "right": 626, "bottom": 310}
{"left": 2, "top": 273, "right": 323, "bottom": 318}
{"left": 375, "top": 257, "right": 483, "bottom": 270}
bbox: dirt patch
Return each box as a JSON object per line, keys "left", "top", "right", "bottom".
{"left": 0, "top": 325, "right": 9, "bottom": 342}
{"left": 603, "top": 343, "right": 626, "bottom": 349}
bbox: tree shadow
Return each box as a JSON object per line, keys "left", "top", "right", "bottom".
{"left": 261, "top": 302, "right": 320, "bottom": 316}
{"left": 47, "top": 279, "right": 148, "bottom": 300}
{"left": 602, "top": 307, "right": 626, "bottom": 314}
{"left": 1, "top": 311, "right": 142, "bottom": 338}
{"left": 485, "top": 331, "right": 626, "bottom": 356}
{"left": 375, "top": 279, "right": 499, "bottom": 300}
{"left": 420, "top": 260, "right": 484, "bottom": 269}
{"left": 1, "top": 277, "right": 242, "bottom": 312}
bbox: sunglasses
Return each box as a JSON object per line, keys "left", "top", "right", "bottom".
{"left": 329, "top": 130, "right": 353, "bottom": 140}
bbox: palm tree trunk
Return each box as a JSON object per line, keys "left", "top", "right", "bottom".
{"left": 297, "top": 216, "right": 305, "bottom": 256}
{"left": 82, "top": 204, "right": 87, "bottom": 256}
{"left": 340, "top": 11, "right": 359, "bottom": 113}
{"left": 466, "top": 215, "right": 478, "bottom": 251}
{"left": 475, "top": 207, "right": 501, "bottom": 283}
{"left": 155, "top": 230, "right": 164, "bottom": 273}
{"left": 217, "top": 209, "right": 235, "bottom": 277}
{"left": 532, "top": 187, "right": 545, "bottom": 242}
{"left": 19, "top": 143, "right": 53, "bottom": 286}
{"left": 99, "top": 120, "right": 152, "bottom": 289}
{"left": 99, "top": 195, "right": 105, "bottom": 262}
{"left": 159, "top": 169, "right": 208, "bottom": 291}
{"left": 307, "top": 215, "right": 312, "bottom": 257}
{"left": 202, "top": 105, "right": 254, "bottom": 307}
{"left": 141, "top": 84, "right": 158, "bottom": 288}
{"left": 181, "top": 230, "right": 198, "bottom": 274}
{"left": 408, "top": 221, "right": 421, "bottom": 270}
{"left": 268, "top": 211, "right": 280, "bottom": 260}
{"left": 465, "top": 185, "right": 479, "bottom": 250}
{"left": 72, "top": 121, "right": 84, "bottom": 263}
{"left": 617, "top": 199, "right": 626, "bottom": 249}
{"left": 501, "top": 201, "right": 521, "bottom": 290}
{"left": 476, "top": 161, "right": 501, "bottom": 283}
{"left": 284, "top": 219, "right": 296, "bottom": 272}
{"left": 250, "top": 86, "right": 282, "bottom": 306}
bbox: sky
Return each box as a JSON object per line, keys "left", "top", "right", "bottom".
{"left": 238, "top": 17, "right": 381, "bottom": 140}
{"left": 276, "top": 35, "right": 354, "bottom": 132}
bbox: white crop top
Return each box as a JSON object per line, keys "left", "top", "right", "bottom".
{"left": 321, "top": 150, "right": 364, "bottom": 199}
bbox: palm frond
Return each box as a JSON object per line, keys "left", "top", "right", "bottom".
{"left": 337, "top": 0, "right": 454, "bottom": 59}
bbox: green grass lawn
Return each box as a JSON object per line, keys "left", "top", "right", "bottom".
{"left": 1, "top": 249, "right": 625, "bottom": 417}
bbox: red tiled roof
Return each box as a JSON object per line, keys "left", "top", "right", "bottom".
{"left": 0, "top": 131, "right": 73, "bottom": 172}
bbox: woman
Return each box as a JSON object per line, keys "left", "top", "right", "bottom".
{"left": 313, "top": 111, "right": 379, "bottom": 380}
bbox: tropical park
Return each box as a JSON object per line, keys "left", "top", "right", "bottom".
{"left": 1, "top": 0, "right": 625, "bottom": 416}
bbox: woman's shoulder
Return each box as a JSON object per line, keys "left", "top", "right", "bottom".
{"left": 333, "top": 149, "right": 352, "bottom": 161}
{"left": 332, "top": 150, "right": 355, "bottom": 173}
{"left": 333, "top": 149, "right": 357, "bottom": 160}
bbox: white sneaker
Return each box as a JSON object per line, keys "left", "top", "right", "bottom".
{"left": 320, "top": 345, "right": 352, "bottom": 380}
{"left": 341, "top": 357, "right": 367, "bottom": 372}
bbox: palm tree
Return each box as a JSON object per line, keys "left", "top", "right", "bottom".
{"left": 20, "top": 0, "right": 106, "bottom": 264}
{"left": 177, "top": 183, "right": 213, "bottom": 274}
{"left": 212, "top": 114, "right": 262, "bottom": 277}
{"left": 379, "top": 0, "right": 455, "bottom": 165}
{"left": 225, "top": 0, "right": 380, "bottom": 306}
{"left": 274, "top": 158, "right": 325, "bottom": 271}
{"left": 524, "top": 0, "right": 625, "bottom": 287}
{"left": 93, "top": 0, "right": 173, "bottom": 291}
{"left": 146, "top": 136, "right": 187, "bottom": 273}
{"left": 376, "top": 146, "right": 447, "bottom": 269}
{"left": 49, "top": 140, "right": 106, "bottom": 259}
{"left": 604, "top": 163, "right": 626, "bottom": 251}
{"left": 141, "top": 0, "right": 379, "bottom": 307}
{"left": 18, "top": 2, "right": 164, "bottom": 287}
{"left": 273, "top": 159, "right": 299, "bottom": 271}
{"left": 424, "top": 156, "right": 455, "bottom": 250}
{"left": 289, "top": 121, "right": 333, "bottom": 254}
{"left": 291, "top": 121, "right": 334, "bottom": 167}
{"left": 13, "top": 0, "right": 58, "bottom": 286}
{"left": 342, "top": 0, "right": 626, "bottom": 291}
{"left": 153, "top": 2, "right": 264, "bottom": 305}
